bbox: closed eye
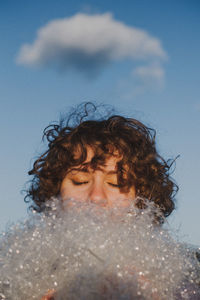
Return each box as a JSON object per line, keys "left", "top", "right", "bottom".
{"left": 72, "top": 180, "right": 89, "bottom": 185}
{"left": 107, "top": 182, "right": 121, "bottom": 188}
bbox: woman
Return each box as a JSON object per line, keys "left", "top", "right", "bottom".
{"left": 25, "top": 102, "right": 180, "bottom": 299}
{"left": 26, "top": 102, "right": 176, "bottom": 223}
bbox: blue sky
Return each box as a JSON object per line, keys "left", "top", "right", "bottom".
{"left": 0, "top": 0, "right": 200, "bottom": 245}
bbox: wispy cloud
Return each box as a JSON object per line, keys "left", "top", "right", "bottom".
{"left": 132, "top": 62, "right": 165, "bottom": 88}
{"left": 16, "top": 13, "right": 167, "bottom": 78}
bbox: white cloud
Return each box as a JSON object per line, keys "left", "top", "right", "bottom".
{"left": 16, "top": 13, "right": 167, "bottom": 76}
{"left": 132, "top": 63, "right": 165, "bottom": 88}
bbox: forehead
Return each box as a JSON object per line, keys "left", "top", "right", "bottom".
{"left": 74, "top": 146, "right": 121, "bottom": 172}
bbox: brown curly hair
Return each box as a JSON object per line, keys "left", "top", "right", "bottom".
{"left": 25, "top": 102, "right": 178, "bottom": 221}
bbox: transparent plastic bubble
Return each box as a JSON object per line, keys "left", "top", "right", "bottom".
{"left": 0, "top": 197, "right": 199, "bottom": 299}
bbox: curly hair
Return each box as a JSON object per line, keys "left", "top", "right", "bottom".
{"left": 25, "top": 103, "right": 178, "bottom": 221}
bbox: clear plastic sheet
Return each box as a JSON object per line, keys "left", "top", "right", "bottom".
{"left": 0, "top": 198, "right": 199, "bottom": 299}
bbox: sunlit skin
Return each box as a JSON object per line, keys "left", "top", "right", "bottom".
{"left": 60, "top": 148, "right": 136, "bottom": 208}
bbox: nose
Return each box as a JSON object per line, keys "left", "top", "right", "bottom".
{"left": 89, "top": 181, "right": 107, "bottom": 206}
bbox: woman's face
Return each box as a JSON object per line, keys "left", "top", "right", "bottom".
{"left": 60, "top": 148, "right": 136, "bottom": 208}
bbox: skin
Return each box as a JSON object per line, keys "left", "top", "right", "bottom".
{"left": 60, "top": 148, "right": 136, "bottom": 208}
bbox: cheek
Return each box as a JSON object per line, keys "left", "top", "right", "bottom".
{"left": 110, "top": 186, "right": 136, "bottom": 198}
{"left": 60, "top": 186, "right": 70, "bottom": 200}
{"left": 107, "top": 194, "right": 134, "bottom": 209}
{"left": 60, "top": 179, "right": 74, "bottom": 199}
{"left": 106, "top": 188, "right": 135, "bottom": 207}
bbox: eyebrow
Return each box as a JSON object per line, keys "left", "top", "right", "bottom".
{"left": 68, "top": 167, "right": 118, "bottom": 175}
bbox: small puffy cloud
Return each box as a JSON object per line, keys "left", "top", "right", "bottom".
{"left": 16, "top": 13, "right": 167, "bottom": 76}
{"left": 132, "top": 63, "right": 165, "bottom": 88}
